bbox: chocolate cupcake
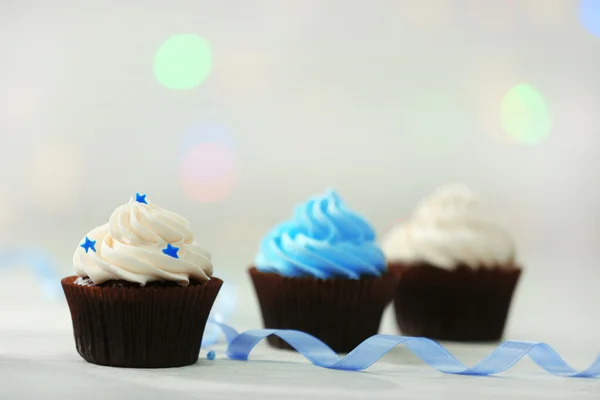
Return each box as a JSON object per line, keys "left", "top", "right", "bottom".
{"left": 62, "top": 193, "right": 222, "bottom": 368}
{"left": 250, "top": 189, "right": 399, "bottom": 353}
{"left": 382, "top": 184, "right": 521, "bottom": 342}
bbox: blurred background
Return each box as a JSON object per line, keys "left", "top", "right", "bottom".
{"left": 0, "top": 0, "right": 599, "bottom": 345}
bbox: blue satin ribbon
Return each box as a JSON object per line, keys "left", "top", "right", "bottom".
{"left": 207, "top": 321, "right": 600, "bottom": 378}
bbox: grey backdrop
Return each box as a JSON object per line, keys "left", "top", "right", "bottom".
{"left": 1, "top": 0, "right": 599, "bottom": 343}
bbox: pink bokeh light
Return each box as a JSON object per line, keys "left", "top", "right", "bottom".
{"left": 179, "top": 143, "right": 237, "bottom": 203}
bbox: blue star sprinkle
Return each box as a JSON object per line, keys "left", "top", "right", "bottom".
{"left": 207, "top": 350, "right": 216, "bottom": 361}
{"left": 162, "top": 243, "right": 179, "bottom": 259}
{"left": 135, "top": 193, "right": 147, "bottom": 204}
{"left": 80, "top": 236, "right": 97, "bottom": 253}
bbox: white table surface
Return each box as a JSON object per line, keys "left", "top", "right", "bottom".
{"left": 1, "top": 268, "right": 599, "bottom": 399}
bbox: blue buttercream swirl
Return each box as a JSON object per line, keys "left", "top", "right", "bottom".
{"left": 254, "top": 190, "right": 387, "bottom": 279}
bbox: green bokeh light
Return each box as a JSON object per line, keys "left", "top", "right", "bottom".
{"left": 501, "top": 84, "right": 552, "bottom": 144}
{"left": 154, "top": 34, "right": 212, "bottom": 90}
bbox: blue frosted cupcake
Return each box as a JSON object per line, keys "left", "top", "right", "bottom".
{"left": 249, "top": 189, "right": 399, "bottom": 353}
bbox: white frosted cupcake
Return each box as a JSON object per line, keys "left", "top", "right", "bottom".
{"left": 382, "top": 184, "right": 522, "bottom": 342}
{"left": 62, "top": 193, "right": 222, "bottom": 368}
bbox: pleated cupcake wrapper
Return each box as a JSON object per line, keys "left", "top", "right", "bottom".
{"left": 249, "top": 267, "right": 400, "bottom": 353}
{"left": 61, "top": 276, "right": 223, "bottom": 368}
{"left": 389, "top": 263, "right": 521, "bottom": 342}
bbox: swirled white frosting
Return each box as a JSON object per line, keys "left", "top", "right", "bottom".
{"left": 381, "top": 184, "right": 516, "bottom": 269}
{"left": 73, "top": 196, "right": 213, "bottom": 285}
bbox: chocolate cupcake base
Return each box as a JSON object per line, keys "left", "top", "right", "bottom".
{"left": 390, "top": 263, "right": 521, "bottom": 342}
{"left": 61, "top": 276, "right": 223, "bottom": 368}
{"left": 249, "top": 267, "right": 400, "bottom": 353}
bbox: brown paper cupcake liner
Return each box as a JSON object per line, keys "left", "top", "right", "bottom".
{"left": 389, "top": 263, "right": 521, "bottom": 342}
{"left": 61, "top": 276, "right": 223, "bottom": 368}
{"left": 249, "top": 267, "right": 400, "bottom": 353}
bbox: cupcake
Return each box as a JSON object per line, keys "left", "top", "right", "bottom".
{"left": 62, "top": 193, "right": 222, "bottom": 368}
{"left": 382, "top": 184, "right": 521, "bottom": 342}
{"left": 250, "top": 189, "right": 399, "bottom": 353}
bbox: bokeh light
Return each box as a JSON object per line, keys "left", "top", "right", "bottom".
{"left": 180, "top": 144, "right": 237, "bottom": 203}
{"left": 27, "top": 144, "right": 82, "bottom": 212}
{"left": 154, "top": 34, "right": 212, "bottom": 90}
{"left": 0, "top": 250, "right": 61, "bottom": 300}
{"left": 579, "top": 0, "right": 600, "bottom": 38}
{"left": 180, "top": 122, "right": 236, "bottom": 156}
{"left": 501, "top": 84, "right": 552, "bottom": 144}
{"left": 179, "top": 123, "right": 237, "bottom": 203}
